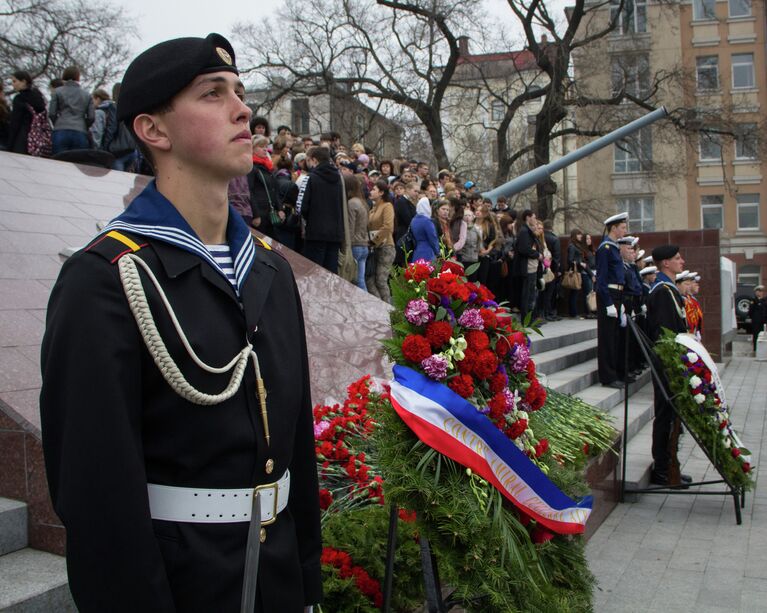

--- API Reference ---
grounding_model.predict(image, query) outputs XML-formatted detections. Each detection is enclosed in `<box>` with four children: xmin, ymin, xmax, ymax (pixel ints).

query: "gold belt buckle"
<box><xmin>253</xmin><ymin>481</ymin><xmax>280</xmax><ymax>526</ymax></box>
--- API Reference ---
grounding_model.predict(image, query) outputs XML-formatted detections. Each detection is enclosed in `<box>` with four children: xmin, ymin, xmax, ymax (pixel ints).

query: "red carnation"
<box><xmin>495</xmin><ymin>336</ymin><xmax>511</xmax><ymax>358</ymax></box>
<box><xmin>718</xmin><ymin>420</ymin><xmax>728</xmax><ymax>430</ymax></box>
<box><xmin>425</xmin><ymin>321</ymin><xmax>453</xmax><ymax>349</ymax></box>
<box><xmin>404</xmin><ymin>262</ymin><xmax>432</xmax><ymax>282</ymax></box>
<box><xmin>319</xmin><ymin>488</ymin><xmax>333</xmax><ymax>510</ymax></box>
<box><xmin>525</xmin><ymin>380</ymin><xmax>547</xmax><ymax>411</ymax></box>
<box><xmin>489</xmin><ymin>372</ymin><xmax>507</xmax><ymax>394</ymax></box>
<box><xmin>509</xmin><ymin>331</ymin><xmax>526</xmax><ymax>347</ymax></box>
<box><xmin>440</xmin><ymin>260</ymin><xmax>465</xmax><ymax>276</ymax></box>
<box><xmin>731</xmin><ymin>448</ymin><xmax>741</xmax><ymax>458</ymax></box>
<box><xmin>465</xmin><ymin>330</ymin><xmax>490</xmax><ymax>351</ymax></box>
<box><xmin>505</xmin><ymin>418</ymin><xmax>528</xmax><ymax>439</ymax></box>
<box><xmin>583</xmin><ymin>443</ymin><xmax>590</xmax><ymax>455</ymax></box>
<box><xmin>534</xmin><ymin>438</ymin><xmax>549</xmax><ymax>458</ymax></box>
<box><xmin>479</xmin><ymin>308</ymin><xmax>497</xmax><ymax>329</ymax></box>
<box><xmin>448</xmin><ymin>374</ymin><xmax>475</xmax><ymax>398</ymax></box>
<box><xmin>398</xmin><ymin>508</ymin><xmax>417</xmax><ymax>523</ymax></box>
<box><xmin>452</xmin><ymin>283</ymin><xmax>472</xmax><ymax>302</ymax></box>
<box><xmin>402</xmin><ymin>334</ymin><xmax>432</xmax><ymax>363</ymax></box>
<box><xmin>742</xmin><ymin>462</ymin><xmax>751</xmax><ymax>473</ymax></box>
<box><xmin>525</xmin><ymin>359</ymin><xmax>537</xmax><ymax>379</ymax></box>
<box><xmin>426</xmin><ymin>277</ymin><xmax>450</xmax><ymax>296</ymax></box>
<box><xmin>488</xmin><ymin>391</ymin><xmax>508</xmax><ymax>419</ymax></box>
<box><xmin>531</xmin><ymin>526</ymin><xmax>555</xmax><ymax>544</ymax></box>
<box><xmin>457</xmin><ymin>349</ymin><xmax>477</xmax><ymax>374</ymax></box>
<box><xmin>476</xmin><ymin>285</ymin><xmax>495</xmax><ymax>303</ymax></box>
<box><xmin>473</xmin><ymin>349</ymin><xmax>498</xmax><ymax>380</ymax></box>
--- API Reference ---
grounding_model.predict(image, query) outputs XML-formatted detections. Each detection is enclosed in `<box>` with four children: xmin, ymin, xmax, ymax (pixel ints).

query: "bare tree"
<box><xmin>233</xmin><ymin>0</ymin><xmax>487</xmax><ymax>171</ymax></box>
<box><xmin>0</xmin><ymin>0</ymin><xmax>136</xmax><ymax>88</ymax></box>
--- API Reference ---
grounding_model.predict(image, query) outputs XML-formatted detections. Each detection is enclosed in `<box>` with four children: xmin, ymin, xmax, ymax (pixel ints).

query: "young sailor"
<box><xmin>40</xmin><ymin>34</ymin><xmax>321</xmax><ymax>613</ymax></box>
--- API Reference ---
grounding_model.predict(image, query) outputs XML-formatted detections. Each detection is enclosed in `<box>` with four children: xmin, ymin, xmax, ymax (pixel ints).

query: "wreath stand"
<box><xmin>381</xmin><ymin>504</ymin><xmax>488</xmax><ymax>613</ymax></box>
<box><xmin>618</xmin><ymin>317</ymin><xmax>746</xmax><ymax>525</ymax></box>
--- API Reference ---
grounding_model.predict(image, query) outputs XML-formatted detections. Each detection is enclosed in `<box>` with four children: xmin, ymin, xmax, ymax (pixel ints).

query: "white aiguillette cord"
<box><xmin>117</xmin><ymin>253</ymin><xmax>271</xmax><ymax>444</ymax></box>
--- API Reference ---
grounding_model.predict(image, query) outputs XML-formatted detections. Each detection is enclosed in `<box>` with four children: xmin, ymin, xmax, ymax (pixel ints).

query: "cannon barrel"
<box><xmin>482</xmin><ymin>106</ymin><xmax>669</xmax><ymax>202</ymax></box>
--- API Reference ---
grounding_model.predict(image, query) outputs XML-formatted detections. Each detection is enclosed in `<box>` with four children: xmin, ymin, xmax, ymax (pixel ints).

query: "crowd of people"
<box><xmin>0</xmin><ymin>67</ymin><xmax>137</xmax><ymax>169</ymax></box>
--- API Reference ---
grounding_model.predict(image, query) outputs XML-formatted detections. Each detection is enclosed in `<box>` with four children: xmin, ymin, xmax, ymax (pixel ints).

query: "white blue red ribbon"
<box><xmin>388</xmin><ymin>365</ymin><xmax>592</xmax><ymax>535</ymax></box>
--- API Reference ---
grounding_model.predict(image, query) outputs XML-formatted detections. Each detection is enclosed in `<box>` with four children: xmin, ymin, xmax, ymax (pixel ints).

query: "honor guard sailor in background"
<box><xmin>40</xmin><ymin>34</ymin><xmax>321</xmax><ymax>613</ymax></box>
<box><xmin>596</xmin><ymin>212</ymin><xmax>629</xmax><ymax>388</ymax></box>
<box><xmin>646</xmin><ymin>245</ymin><xmax>692</xmax><ymax>487</ymax></box>
<box><xmin>749</xmin><ymin>284</ymin><xmax>767</xmax><ymax>352</ymax></box>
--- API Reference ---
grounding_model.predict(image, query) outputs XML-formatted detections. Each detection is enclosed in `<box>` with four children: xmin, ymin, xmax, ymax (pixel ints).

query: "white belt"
<box><xmin>147</xmin><ymin>470</ymin><xmax>290</xmax><ymax>525</ymax></box>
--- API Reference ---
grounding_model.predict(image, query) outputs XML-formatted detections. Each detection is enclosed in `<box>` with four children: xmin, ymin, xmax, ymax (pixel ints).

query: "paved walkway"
<box><xmin>586</xmin><ymin>355</ymin><xmax>767</xmax><ymax>612</ymax></box>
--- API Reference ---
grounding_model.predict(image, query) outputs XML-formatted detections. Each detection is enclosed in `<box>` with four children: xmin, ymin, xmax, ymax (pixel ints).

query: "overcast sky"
<box><xmin>127</xmin><ymin>0</ymin><xmax>567</xmax><ymax>54</ymax></box>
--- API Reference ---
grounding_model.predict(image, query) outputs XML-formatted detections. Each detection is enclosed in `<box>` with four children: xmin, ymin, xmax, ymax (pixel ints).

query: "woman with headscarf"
<box><xmin>411</xmin><ymin>196</ymin><xmax>441</xmax><ymax>263</ymax></box>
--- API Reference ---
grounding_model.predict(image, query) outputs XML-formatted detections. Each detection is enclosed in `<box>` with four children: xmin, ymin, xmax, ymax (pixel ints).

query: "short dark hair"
<box><xmin>12</xmin><ymin>70</ymin><xmax>33</xmax><ymax>87</ymax></box>
<box><xmin>543</xmin><ymin>219</ymin><xmax>554</xmax><ymax>231</ymax></box>
<box><xmin>320</xmin><ymin>132</ymin><xmax>334</xmax><ymax>142</ymax></box>
<box><xmin>522</xmin><ymin>209</ymin><xmax>535</xmax><ymax>222</ymax></box>
<box><xmin>62</xmin><ymin>66</ymin><xmax>81</xmax><ymax>81</ymax></box>
<box><xmin>49</xmin><ymin>78</ymin><xmax>64</xmax><ymax>90</ymax></box>
<box><xmin>307</xmin><ymin>146</ymin><xmax>330</xmax><ymax>165</ymax></box>
<box><xmin>276</xmin><ymin>124</ymin><xmax>292</xmax><ymax>135</ymax></box>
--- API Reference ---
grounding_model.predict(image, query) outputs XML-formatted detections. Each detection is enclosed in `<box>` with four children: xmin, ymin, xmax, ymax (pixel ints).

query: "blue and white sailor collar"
<box><xmin>104</xmin><ymin>180</ymin><xmax>255</xmax><ymax>294</ymax></box>
<box><xmin>649</xmin><ymin>271</ymin><xmax>680</xmax><ymax>295</ymax></box>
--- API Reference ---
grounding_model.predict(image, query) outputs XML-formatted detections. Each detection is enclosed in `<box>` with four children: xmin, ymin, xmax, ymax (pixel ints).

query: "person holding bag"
<box><xmin>247</xmin><ymin>134</ymin><xmax>283</xmax><ymax>239</ymax></box>
<box><xmin>367</xmin><ymin>179</ymin><xmax>396</xmax><ymax>303</ymax></box>
<box><xmin>566</xmin><ymin>229</ymin><xmax>596</xmax><ymax>319</ymax></box>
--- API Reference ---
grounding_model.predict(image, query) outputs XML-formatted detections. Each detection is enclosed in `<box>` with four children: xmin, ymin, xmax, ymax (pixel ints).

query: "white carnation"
<box><xmin>687</xmin><ymin>352</ymin><xmax>699</xmax><ymax>363</ymax></box>
<box><xmin>694</xmin><ymin>393</ymin><xmax>706</xmax><ymax>404</ymax></box>
<box><xmin>723</xmin><ymin>437</ymin><xmax>731</xmax><ymax>448</ymax></box>
<box><xmin>689</xmin><ymin>376</ymin><xmax>702</xmax><ymax>388</ymax></box>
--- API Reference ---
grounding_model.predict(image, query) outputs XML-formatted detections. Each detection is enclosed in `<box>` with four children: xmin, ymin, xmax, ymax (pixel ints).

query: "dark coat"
<box><xmin>394</xmin><ymin>196</ymin><xmax>416</xmax><ymax>245</ymax></box>
<box><xmin>40</xmin><ymin>233</ymin><xmax>322</xmax><ymax>613</ymax></box>
<box><xmin>297</xmin><ymin>162</ymin><xmax>344</xmax><ymax>243</ymax></box>
<box><xmin>646</xmin><ymin>275</ymin><xmax>688</xmax><ymax>342</ymax></box>
<box><xmin>247</xmin><ymin>162</ymin><xmax>282</xmax><ymax>238</ymax></box>
<box><xmin>750</xmin><ymin>296</ymin><xmax>767</xmax><ymax>335</ymax></box>
<box><xmin>544</xmin><ymin>230</ymin><xmax>561</xmax><ymax>274</ymax></box>
<box><xmin>8</xmin><ymin>87</ymin><xmax>46</xmax><ymax>154</ymax></box>
<box><xmin>511</xmin><ymin>224</ymin><xmax>539</xmax><ymax>277</ymax></box>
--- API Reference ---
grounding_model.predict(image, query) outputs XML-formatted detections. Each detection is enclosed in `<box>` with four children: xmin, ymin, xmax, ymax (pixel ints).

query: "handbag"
<box><xmin>562</xmin><ymin>265</ymin><xmax>582</xmax><ymax>291</ymax></box>
<box><xmin>586</xmin><ymin>290</ymin><xmax>597</xmax><ymax>313</ymax></box>
<box><xmin>26</xmin><ymin>104</ymin><xmax>52</xmax><ymax>158</ymax></box>
<box><xmin>543</xmin><ymin>267</ymin><xmax>555</xmax><ymax>284</ymax></box>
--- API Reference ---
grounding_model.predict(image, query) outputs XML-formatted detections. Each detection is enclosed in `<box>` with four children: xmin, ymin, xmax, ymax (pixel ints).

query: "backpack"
<box><xmin>108</xmin><ymin>122</ymin><xmax>136</xmax><ymax>156</ymax></box>
<box><xmin>26</xmin><ymin>104</ymin><xmax>52</xmax><ymax>157</ymax></box>
<box><xmin>100</xmin><ymin>102</ymin><xmax>119</xmax><ymax>152</ymax></box>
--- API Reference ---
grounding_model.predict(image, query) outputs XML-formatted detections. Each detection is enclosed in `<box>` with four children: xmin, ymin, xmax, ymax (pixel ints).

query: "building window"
<box><xmin>735</xmin><ymin>123</ymin><xmax>759</xmax><ymax>160</ymax></box>
<box><xmin>737</xmin><ymin>264</ymin><xmax>761</xmax><ymax>286</ymax></box>
<box><xmin>696</xmin><ymin>56</ymin><xmax>719</xmax><ymax>91</ymax></box>
<box><xmin>737</xmin><ymin>194</ymin><xmax>760</xmax><ymax>230</ymax></box>
<box><xmin>732</xmin><ymin>53</ymin><xmax>755</xmax><ymax>89</ymax></box>
<box><xmin>611</xmin><ymin>54</ymin><xmax>650</xmax><ymax>98</ymax></box>
<box><xmin>693</xmin><ymin>0</ymin><xmax>716</xmax><ymax>20</ymax></box>
<box><xmin>610</xmin><ymin>0</ymin><xmax>647</xmax><ymax>34</ymax></box>
<box><xmin>618</xmin><ymin>196</ymin><xmax>655</xmax><ymax>231</ymax></box>
<box><xmin>729</xmin><ymin>0</ymin><xmax>751</xmax><ymax>17</ymax></box>
<box><xmin>614</xmin><ymin>127</ymin><xmax>652</xmax><ymax>172</ymax></box>
<box><xmin>701</xmin><ymin>195</ymin><xmax>724</xmax><ymax>229</ymax></box>
<box><xmin>290</xmin><ymin>98</ymin><xmax>310</xmax><ymax>136</ymax></box>
<box><xmin>491</xmin><ymin>100</ymin><xmax>505</xmax><ymax>122</ymax></box>
<box><xmin>699</xmin><ymin>132</ymin><xmax>722</xmax><ymax>161</ymax></box>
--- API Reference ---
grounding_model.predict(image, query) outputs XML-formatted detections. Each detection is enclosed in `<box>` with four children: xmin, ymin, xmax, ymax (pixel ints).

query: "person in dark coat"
<box><xmin>8</xmin><ymin>70</ymin><xmax>47</xmax><ymax>154</ymax></box>
<box><xmin>393</xmin><ymin>180</ymin><xmax>418</xmax><ymax>266</ymax></box>
<box><xmin>39</xmin><ymin>34</ymin><xmax>321</xmax><ymax>613</ymax></box>
<box><xmin>296</xmin><ymin>145</ymin><xmax>344</xmax><ymax>273</ymax></box>
<box><xmin>247</xmin><ymin>134</ymin><xmax>283</xmax><ymax>239</ymax></box>
<box><xmin>511</xmin><ymin>209</ymin><xmax>541</xmax><ymax>320</ymax></box>
<box><xmin>541</xmin><ymin>219</ymin><xmax>561</xmax><ymax>321</ymax></box>
<box><xmin>749</xmin><ymin>284</ymin><xmax>767</xmax><ymax>351</ymax></box>
<box><xmin>646</xmin><ymin>244</ymin><xmax>690</xmax><ymax>487</ymax></box>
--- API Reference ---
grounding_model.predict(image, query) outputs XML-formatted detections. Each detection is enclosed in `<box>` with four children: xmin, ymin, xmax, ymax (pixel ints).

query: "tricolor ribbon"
<box><xmin>388</xmin><ymin>366</ymin><xmax>592</xmax><ymax>535</ymax></box>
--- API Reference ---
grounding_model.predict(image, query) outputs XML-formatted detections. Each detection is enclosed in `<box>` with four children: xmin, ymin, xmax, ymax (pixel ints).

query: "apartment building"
<box><xmin>572</xmin><ymin>0</ymin><xmax>767</xmax><ymax>285</ymax></box>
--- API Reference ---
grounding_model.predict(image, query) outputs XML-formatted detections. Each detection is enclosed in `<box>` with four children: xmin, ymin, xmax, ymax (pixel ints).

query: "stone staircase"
<box><xmin>0</xmin><ymin>497</ymin><xmax>74</xmax><ymax>612</ymax></box>
<box><xmin>529</xmin><ymin>318</ymin><xmax>657</xmax><ymax>492</ymax></box>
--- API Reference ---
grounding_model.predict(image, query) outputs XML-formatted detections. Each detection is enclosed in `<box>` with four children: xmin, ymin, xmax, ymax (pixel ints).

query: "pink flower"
<box><xmin>509</xmin><ymin>344</ymin><xmax>530</xmax><ymax>373</ymax></box>
<box><xmin>404</xmin><ymin>299</ymin><xmax>434</xmax><ymax>326</ymax></box>
<box><xmin>421</xmin><ymin>354</ymin><xmax>449</xmax><ymax>380</ymax></box>
<box><xmin>457</xmin><ymin>308</ymin><xmax>484</xmax><ymax>330</ymax></box>
<box><xmin>313</xmin><ymin>420</ymin><xmax>331</xmax><ymax>439</ymax></box>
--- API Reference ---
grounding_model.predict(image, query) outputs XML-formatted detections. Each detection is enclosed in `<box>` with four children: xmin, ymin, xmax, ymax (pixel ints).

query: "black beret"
<box><xmin>117</xmin><ymin>33</ymin><xmax>238</xmax><ymax>123</ymax></box>
<box><xmin>651</xmin><ymin>244</ymin><xmax>679</xmax><ymax>262</ymax></box>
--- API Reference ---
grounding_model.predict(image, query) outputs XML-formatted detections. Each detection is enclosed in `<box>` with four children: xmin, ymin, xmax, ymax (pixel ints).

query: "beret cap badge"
<box><xmin>216</xmin><ymin>47</ymin><xmax>233</xmax><ymax>65</ymax></box>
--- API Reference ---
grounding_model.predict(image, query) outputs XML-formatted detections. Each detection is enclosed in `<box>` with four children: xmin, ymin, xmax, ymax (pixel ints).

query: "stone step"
<box><xmin>542</xmin><ymin>357</ymin><xmax>599</xmax><ymax>396</ymax></box>
<box><xmin>605</xmin><ymin>382</ymin><xmax>655</xmax><ymax>442</ymax></box>
<box><xmin>572</xmin><ymin>369</ymin><xmax>652</xmax><ymax>412</ymax></box>
<box><xmin>0</xmin><ymin>548</ymin><xmax>75</xmax><ymax>612</ymax></box>
<box><xmin>0</xmin><ymin>497</ymin><xmax>27</xmax><ymax>557</ymax></box>
<box><xmin>534</xmin><ymin>338</ymin><xmax>598</xmax><ymax>376</ymax></box>
<box><xmin>528</xmin><ymin>319</ymin><xmax>597</xmax><ymax>355</ymax></box>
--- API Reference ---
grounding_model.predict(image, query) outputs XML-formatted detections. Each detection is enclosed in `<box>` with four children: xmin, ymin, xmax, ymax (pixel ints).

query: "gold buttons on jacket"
<box><xmin>259</xmin><ymin>528</ymin><xmax>267</xmax><ymax>543</ymax></box>
<box><xmin>265</xmin><ymin>459</ymin><xmax>274</xmax><ymax>475</ymax></box>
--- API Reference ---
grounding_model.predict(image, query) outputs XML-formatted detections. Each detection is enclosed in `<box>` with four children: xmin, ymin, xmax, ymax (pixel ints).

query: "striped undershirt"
<box><xmin>205</xmin><ymin>244</ymin><xmax>238</xmax><ymax>290</ymax></box>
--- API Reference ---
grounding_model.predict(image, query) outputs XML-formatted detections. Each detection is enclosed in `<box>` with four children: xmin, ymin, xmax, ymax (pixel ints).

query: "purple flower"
<box><xmin>478</xmin><ymin>405</ymin><xmax>491</xmax><ymax>415</ymax></box>
<box><xmin>468</xmin><ymin>292</ymin><xmax>478</xmax><ymax>302</ymax></box>
<box><xmin>405</xmin><ymin>299</ymin><xmax>434</xmax><ymax>326</ymax></box>
<box><xmin>502</xmin><ymin>388</ymin><xmax>517</xmax><ymax>413</ymax></box>
<box><xmin>440</xmin><ymin>296</ymin><xmax>451</xmax><ymax>308</ymax></box>
<box><xmin>421</xmin><ymin>354</ymin><xmax>449</xmax><ymax>380</ymax></box>
<box><xmin>458</xmin><ymin>308</ymin><xmax>484</xmax><ymax>330</ymax></box>
<box><xmin>509</xmin><ymin>344</ymin><xmax>530</xmax><ymax>373</ymax></box>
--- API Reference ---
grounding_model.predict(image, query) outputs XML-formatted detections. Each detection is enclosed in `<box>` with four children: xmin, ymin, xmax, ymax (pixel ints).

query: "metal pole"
<box><xmin>482</xmin><ymin>107</ymin><xmax>668</xmax><ymax>202</ymax></box>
